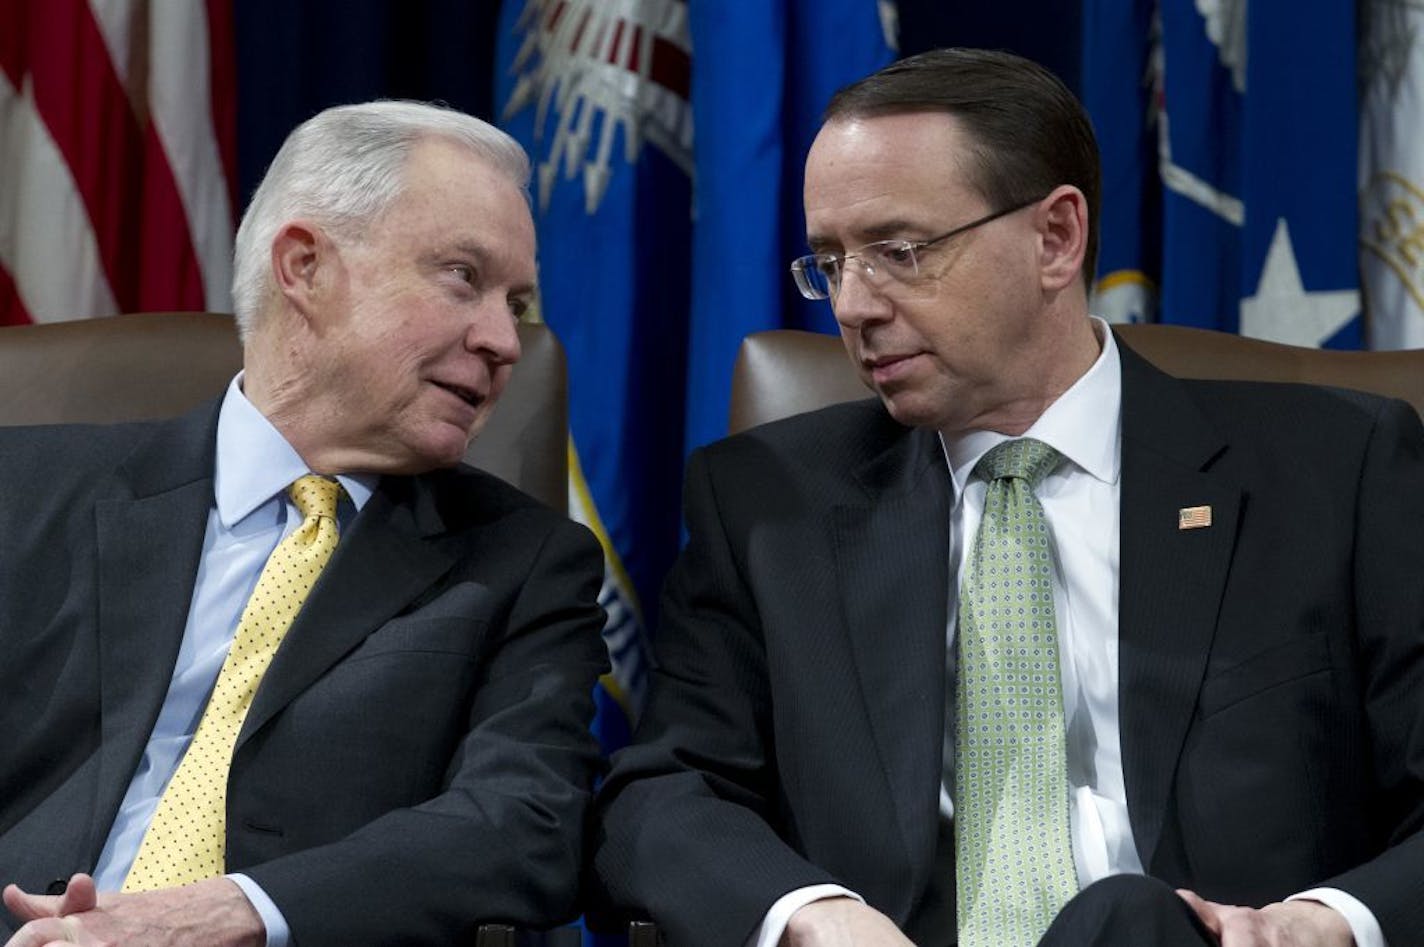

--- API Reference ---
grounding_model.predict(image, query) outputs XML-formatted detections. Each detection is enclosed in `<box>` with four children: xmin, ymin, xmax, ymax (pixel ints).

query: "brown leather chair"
<box><xmin>729</xmin><ymin>324</ymin><xmax>1424</xmax><ymax>434</ymax></box>
<box><xmin>0</xmin><ymin>311</ymin><xmax>569</xmax><ymax>512</ymax></box>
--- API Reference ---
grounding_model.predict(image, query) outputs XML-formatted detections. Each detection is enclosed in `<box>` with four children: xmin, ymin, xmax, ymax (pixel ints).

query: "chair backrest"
<box><xmin>728</xmin><ymin>324</ymin><xmax>1424</xmax><ymax>435</ymax></box>
<box><xmin>0</xmin><ymin>312</ymin><xmax>569</xmax><ymax>512</ymax></box>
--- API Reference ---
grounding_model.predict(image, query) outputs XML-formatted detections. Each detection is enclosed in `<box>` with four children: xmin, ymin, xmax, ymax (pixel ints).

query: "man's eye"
<box><xmin>508</xmin><ymin>296</ymin><xmax>531</xmax><ymax>320</ymax></box>
<box><xmin>875</xmin><ymin>243</ymin><xmax>917</xmax><ymax>268</ymax></box>
<box><xmin>813</xmin><ymin>255</ymin><xmax>841</xmax><ymax>278</ymax></box>
<box><xmin>448</xmin><ymin>264</ymin><xmax>476</xmax><ymax>284</ymax></box>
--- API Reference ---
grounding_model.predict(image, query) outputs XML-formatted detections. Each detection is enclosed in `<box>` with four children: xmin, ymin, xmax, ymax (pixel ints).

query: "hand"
<box><xmin>3</xmin><ymin>875</ymin><xmax>263</xmax><ymax>947</ymax></box>
<box><xmin>782</xmin><ymin>897</ymin><xmax>915</xmax><ymax>947</ymax></box>
<box><xmin>1177</xmin><ymin>889</ymin><xmax>1355</xmax><ymax>947</ymax></box>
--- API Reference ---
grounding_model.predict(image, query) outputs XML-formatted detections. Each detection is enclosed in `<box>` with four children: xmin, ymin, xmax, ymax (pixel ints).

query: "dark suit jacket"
<box><xmin>0</xmin><ymin>400</ymin><xmax>610</xmax><ymax>945</ymax></box>
<box><xmin>592</xmin><ymin>341</ymin><xmax>1424</xmax><ymax>946</ymax></box>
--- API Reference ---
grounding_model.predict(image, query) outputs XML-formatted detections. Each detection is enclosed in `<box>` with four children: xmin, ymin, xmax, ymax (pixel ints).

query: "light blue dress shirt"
<box><xmin>91</xmin><ymin>375</ymin><xmax>374</xmax><ymax>946</ymax></box>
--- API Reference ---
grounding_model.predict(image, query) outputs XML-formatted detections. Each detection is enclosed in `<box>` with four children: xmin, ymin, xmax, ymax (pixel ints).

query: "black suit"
<box><xmin>0</xmin><ymin>401</ymin><xmax>609</xmax><ymax>945</ymax></box>
<box><xmin>592</xmin><ymin>341</ymin><xmax>1424</xmax><ymax>946</ymax></box>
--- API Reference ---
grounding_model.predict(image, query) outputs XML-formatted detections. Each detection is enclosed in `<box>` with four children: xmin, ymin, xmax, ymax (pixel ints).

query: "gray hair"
<box><xmin>230</xmin><ymin>100</ymin><xmax>531</xmax><ymax>337</ymax></box>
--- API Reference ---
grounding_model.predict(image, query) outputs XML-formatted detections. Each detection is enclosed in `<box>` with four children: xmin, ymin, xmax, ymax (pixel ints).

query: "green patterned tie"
<box><xmin>955</xmin><ymin>438</ymin><xmax>1077</xmax><ymax>946</ymax></box>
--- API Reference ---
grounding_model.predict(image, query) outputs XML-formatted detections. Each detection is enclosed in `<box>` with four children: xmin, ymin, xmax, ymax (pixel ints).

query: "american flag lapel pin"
<box><xmin>1178</xmin><ymin>505</ymin><xmax>1213</xmax><ymax>530</ymax></box>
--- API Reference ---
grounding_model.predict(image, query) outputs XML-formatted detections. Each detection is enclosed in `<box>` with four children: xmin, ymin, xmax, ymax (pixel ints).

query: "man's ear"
<box><xmin>1036</xmin><ymin>185</ymin><xmax>1088</xmax><ymax>293</ymax></box>
<box><xmin>270</xmin><ymin>221</ymin><xmax>336</xmax><ymax>319</ymax></box>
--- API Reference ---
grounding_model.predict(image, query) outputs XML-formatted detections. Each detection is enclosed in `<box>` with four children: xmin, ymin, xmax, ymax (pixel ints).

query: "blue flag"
<box><xmin>496</xmin><ymin>0</ymin><xmax>897</xmax><ymax>766</ymax></box>
<box><xmin>1084</xmin><ymin>0</ymin><xmax>1361</xmax><ymax>349</ymax></box>
<box><xmin>685</xmin><ymin>0</ymin><xmax>897</xmax><ymax>452</ymax></box>
<box><xmin>497</xmin><ymin>0</ymin><xmax>696</xmax><ymax>749</ymax></box>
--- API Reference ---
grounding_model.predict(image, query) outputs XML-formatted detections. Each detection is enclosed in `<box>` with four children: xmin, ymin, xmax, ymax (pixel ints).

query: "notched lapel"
<box><xmin>833</xmin><ymin>427</ymin><xmax>951</xmax><ymax>915</ymax></box>
<box><xmin>93</xmin><ymin>407</ymin><xmax>219</xmax><ymax>851</ymax></box>
<box><xmin>239</xmin><ymin>479</ymin><xmax>455</xmax><ymax>744</ymax></box>
<box><xmin>1116</xmin><ymin>346</ymin><xmax>1242</xmax><ymax>872</ymax></box>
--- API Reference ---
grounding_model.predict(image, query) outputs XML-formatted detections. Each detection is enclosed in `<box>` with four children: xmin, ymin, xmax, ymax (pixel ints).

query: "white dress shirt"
<box><xmin>91</xmin><ymin>375</ymin><xmax>374</xmax><ymax>947</ymax></box>
<box><xmin>753</xmin><ymin>321</ymin><xmax>1383</xmax><ymax>947</ymax></box>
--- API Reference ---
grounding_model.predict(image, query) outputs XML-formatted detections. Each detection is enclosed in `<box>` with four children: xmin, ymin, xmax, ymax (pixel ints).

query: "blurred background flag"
<box><xmin>1080</xmin><ymin>0</ymin><xmax>1159</xmax><ymax>325</ymax></box>
<box><xmin>496</xmin><ymin>0</ymin><xmax>696</xmax><ymax>748</ymax></box>
<box><xmin>1084</xmin><ymin>0</ymin><xmax>1362</xmax><ymax>349</ymax></box>
<box><xmin>0</xmin><ymin>0</ymin><xmax>236</xmax><ymax>326</ymax></box>
<box><xmin>495</xmin><ymin>0</ymin><xmax>897</xmax><ymax>751</ymax></box>
<box><xmin>683</xmin><ymin>0</ymin><xmax>897</xmax><ymax>453</ymax></box>
<box><xmin>1359</xmin><ymin>0</ymin><xmax>1424</xmax><ymax>349</ymax></box>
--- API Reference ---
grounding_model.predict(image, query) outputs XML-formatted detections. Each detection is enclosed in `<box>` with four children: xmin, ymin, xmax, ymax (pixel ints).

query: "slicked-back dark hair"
<box><xmin>825</xmin><ymin>48</ymin><xmax>1101</xmax><ymax>284</ymax></box>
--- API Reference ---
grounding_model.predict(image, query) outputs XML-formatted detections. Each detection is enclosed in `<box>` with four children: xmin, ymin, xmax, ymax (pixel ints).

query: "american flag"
<box><xmin>1178</xmin><ymin>505</ymin><xmax>1213</xmax><ymax>531</ymax></box>
<box><xmin>0</xmin><ymin>0</ymin><xmax>236</xmax><ymax>326</ymax></box>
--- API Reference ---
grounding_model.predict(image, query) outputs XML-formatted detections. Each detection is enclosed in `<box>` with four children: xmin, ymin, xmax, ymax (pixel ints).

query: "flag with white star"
<box><xmin>1084</xmin><ymin>0</ymin><xmax>1362</xmax><ymax>349</ymax></box>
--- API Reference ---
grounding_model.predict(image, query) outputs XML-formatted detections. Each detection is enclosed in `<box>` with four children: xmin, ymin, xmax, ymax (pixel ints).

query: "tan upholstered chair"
<box><xmin>0</xmin><ymin>312</ymin><xmax>570</xmax><ymax>512</ymax></box>
<box><xmin>728</xmin><ymin>324</ymin><xmax>1424</xmax><ymax>434</ymax></box>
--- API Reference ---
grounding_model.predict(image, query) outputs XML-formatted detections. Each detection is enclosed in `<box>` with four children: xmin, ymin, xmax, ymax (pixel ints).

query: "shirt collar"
<box><xmin>939</xmin><ymin>316</ymin><xmax>1122</xmax><ymax>495</ymax></box>
<box><xmin>214</xmin><ymin>373</ymin><xmax>378</xmax><ymax>529</ymax></box>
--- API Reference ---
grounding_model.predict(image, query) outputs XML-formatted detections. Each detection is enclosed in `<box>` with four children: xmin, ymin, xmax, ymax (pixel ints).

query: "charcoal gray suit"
<box><xmin>0</xmin><ymin>400</ymin><xmax>609</xmax><ymax>945</ymax></box>
<box><xmin>592</xmin><ymin>339</ymin><xmax>1424</xmax><ymax>946</ymax></box>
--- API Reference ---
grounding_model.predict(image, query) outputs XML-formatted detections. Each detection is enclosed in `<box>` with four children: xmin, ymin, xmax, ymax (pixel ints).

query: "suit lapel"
<box><xmin>1115</xmin><ymin>342</ymin><xmax>1242</xmax><ymax>871</ymax></box>
<box><xmin>833</xmin><ymin>422</ymin><xmax>952</xmax><ymax>914</ymax></box>
<box><xmin>93</xmin><ymin>405</ymin><xmax>221</xmax><ymax>848</ymax></box>
<box><xmin>239</xmin><ymin>476</ymin><xmax>455</xmax><ymax>745</ymax></box>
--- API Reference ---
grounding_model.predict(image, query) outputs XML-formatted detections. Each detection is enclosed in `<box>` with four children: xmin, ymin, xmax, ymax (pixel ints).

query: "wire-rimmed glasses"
<box><xmin>790</xmin><ymin>195</ymin><xmax>1046</xmax><ymax>301</ymax></box>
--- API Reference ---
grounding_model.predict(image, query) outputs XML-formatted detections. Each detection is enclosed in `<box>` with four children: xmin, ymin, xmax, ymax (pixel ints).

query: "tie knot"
<box><xmin>975</xmin><ymin>438</ymin><xmax>1060</xmax><ymax>488</ymax></box>
<box><xmin>289</xmin><ymin>475</ymin><xmax>342</xmax><ymax>520</ymax></box>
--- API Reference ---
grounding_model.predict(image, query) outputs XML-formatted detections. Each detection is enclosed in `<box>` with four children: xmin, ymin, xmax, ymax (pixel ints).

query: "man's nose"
<box><xmin>467</xmin><ymin>302</ymin><xmax>523</xmax><ymax>366</ymax></box>
<box><xmin>831</xmin><ymin>262</ymin><xmax>892</xmax><ymax>330</ymax></box>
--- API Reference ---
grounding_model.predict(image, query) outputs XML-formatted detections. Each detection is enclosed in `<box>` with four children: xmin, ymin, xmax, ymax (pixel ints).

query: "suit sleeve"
<box><xmin>1321</xmin><ymin>398</ymin><xmax>1424</xmax><ymax>941</ymax></box>
<box><xmin>242</xmin><ymin>514</ymin><xmax>610</xmax><ymax>946</ymax></box>
<box><xmin>591</xmin><ymin>447</ymin><xmax>840</xmax><ymax>947</ymax></box>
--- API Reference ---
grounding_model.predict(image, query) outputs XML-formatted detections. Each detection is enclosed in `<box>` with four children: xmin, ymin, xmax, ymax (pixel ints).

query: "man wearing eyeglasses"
<box><xmin>593</xmin><ymin>48</ymin><xmax>1424</xmax><ymax>947</ymax></box>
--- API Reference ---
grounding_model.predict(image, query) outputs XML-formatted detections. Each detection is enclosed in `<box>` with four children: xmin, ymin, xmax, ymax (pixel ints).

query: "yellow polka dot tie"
<box><xmin>122</xmin><ymin>475</ymin><xmax>342</xmax><ymax>891</ymax></box>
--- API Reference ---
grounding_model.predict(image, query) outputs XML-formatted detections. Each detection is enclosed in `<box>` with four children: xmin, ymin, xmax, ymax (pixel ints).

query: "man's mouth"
<box><xmin>434</xmin><ymin>381</ymin><xmax>483</xmax><ymax>408</ymax></box>
<box><xmin>863</xmin><ymin>353</ymin><xmax>920</xmax><ymax>385</ymax></box>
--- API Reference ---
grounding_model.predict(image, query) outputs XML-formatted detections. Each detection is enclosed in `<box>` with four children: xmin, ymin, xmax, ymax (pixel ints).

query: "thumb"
<box><xmin>3</xmin><ymin>874</ymin><xmax>100</xmax><ymax>922</ymax></box>
<box><xmin>3</xmin><ymin>883</ymin><xmax>61</xmax><ymax>923</ymax></box>
<box><xmin>54</xmin><ymin>875</ymin><xmax>100</xmax><ymax>916</ymax></box>
<box><xmin>1175</xmin><ymin>888</ymin><xmax>1225</xmax><ymax>936</ymax></box>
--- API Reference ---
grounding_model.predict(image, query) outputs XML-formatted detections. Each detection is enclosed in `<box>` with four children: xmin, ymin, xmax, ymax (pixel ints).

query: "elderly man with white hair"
<box><xmin>0</xmin><ymin>101</ymin><xmax>607</xmax><ymax>947</ymax></box>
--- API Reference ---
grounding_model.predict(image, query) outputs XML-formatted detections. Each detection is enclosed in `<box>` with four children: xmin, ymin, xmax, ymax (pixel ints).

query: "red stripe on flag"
<box><xmin>26</xmin><ymin>0</ymin><xmax>206</xmax><ymax>313</ymax></box>
<box><xmin>0</xmin><ymin>263</ymin><xmax>35</xmax><ymax>326</ymax></box>
<box><xmin>628</xmin><ymin>26</ymin><xmax>642</xmax><ymax>72</ymax></box>
<box><xmin>139</xmin><ymin>123</ymin><xmax>207</xmax><ymax>311</ymax></box>
<box><xmin>650</xmin><ymin>36</ymin><xmax>690</xmax><ymax>99</ymax></box>
<box><xmin>0</xmin><ymin>0</ymin><xmax>30</xmax><ymax>88</ymax></box>
<box><xmin>546</xmin><ymin>1</ymin><xmax>566</xmax><ymax>33</ymax></box>
<box><xmin>25</xmin><ymin>0</ymin><xmax>141</xmax><ymax>310</ymax></box>
<box><xmin>607</xmin><ymin>19</ymin><xmax>625</xmax><ymax>67</ymax></box>
<box><xmin>206</xmin><ymin>0</ymin><xmax>239</xmax><ymax>218</ymax></box>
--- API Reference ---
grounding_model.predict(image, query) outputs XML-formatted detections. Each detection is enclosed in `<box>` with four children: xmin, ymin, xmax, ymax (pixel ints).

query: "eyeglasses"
<box><xmin>790</xmin><ymin>195</ymin><xmax>1046</xmax><ymax>301</ymax></box>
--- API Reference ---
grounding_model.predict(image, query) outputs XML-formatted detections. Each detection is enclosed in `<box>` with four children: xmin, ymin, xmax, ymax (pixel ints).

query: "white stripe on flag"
<box><xmin>87</xmin><ymin>0</ymin><xmax>140</xmax><ymax>88</ymax></box>
<box><xmin>144</xmin><ymin>2</ymin><xmax>234</xmax><ymax>312</ymax></box>
<box><xmin>0</xmin><ymin>69</ymin><xmax>119</xmax><ymax>322</ymax></box>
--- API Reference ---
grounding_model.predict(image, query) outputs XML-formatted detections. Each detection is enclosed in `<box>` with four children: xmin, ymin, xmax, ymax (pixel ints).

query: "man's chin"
<box><xmin>386</xmin><ymin>423</ymin><xmax>478</xmax><ymax>474</ymax></box>
<box><xmin>878</xmin><ymin>391</ymin><xmax>941</xmax><ymax>430</ymax></box>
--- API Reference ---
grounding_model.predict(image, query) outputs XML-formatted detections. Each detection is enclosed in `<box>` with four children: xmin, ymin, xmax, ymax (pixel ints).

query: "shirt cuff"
<box><xmin>1287</xmin><ymin>887</ymin><xmax>1386</xmax><ymax>947</ymax></box>
<box><xmin>227</xmin><ymin>873</ymin><xmax>291</xmax><ymax>947</ymax></box>
<box><xmin>745</xmin><ymin>885</ymin><xmax>863</xmax><ymax>947</ymax></box>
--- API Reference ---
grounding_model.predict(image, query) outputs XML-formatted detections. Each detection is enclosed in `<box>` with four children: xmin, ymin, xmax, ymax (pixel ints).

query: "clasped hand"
<box><xmin>2</xmin><ymin>874</ymin><xmax>262</xmax><ymax>947</ymax></box>
<box><xmin>1177</xmin><ymin>889</ymin><xmax>1356</xmax><ymax>947</ymax></box>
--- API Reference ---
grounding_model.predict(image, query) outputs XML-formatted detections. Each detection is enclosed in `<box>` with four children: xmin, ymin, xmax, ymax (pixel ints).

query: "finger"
<box><xmin>4</xmin><ymin>917</ymin><xmax>77</xmax><ymax>947</ymax></box>
<box><xmin>1176</xmin><ymin>889</ymin><xmax>1225</xmax><ymax>935</ymax></box>
<box><xmin>53</xmin><ymin>876</ymin><xmax>97</xmax><ymax>917</ymax></box>
<box><xmin>1</xmin><ymin>885</ymin><xmax>62</xmax><ymax>924</ymax></box>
